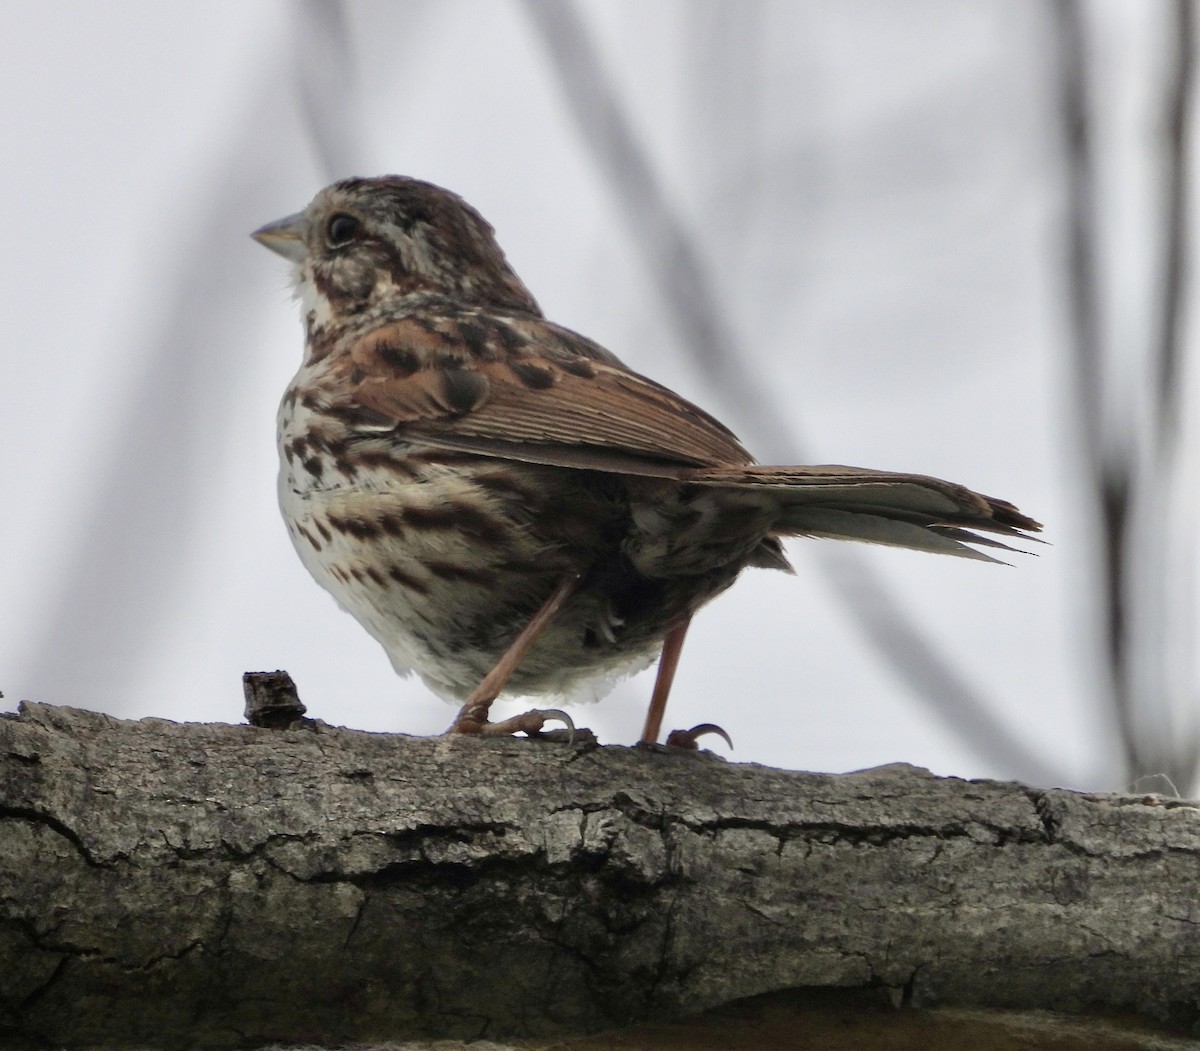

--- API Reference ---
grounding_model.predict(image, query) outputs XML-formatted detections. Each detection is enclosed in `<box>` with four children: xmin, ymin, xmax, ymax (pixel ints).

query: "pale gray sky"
<box><xmin>2</xmin><ymin>2</ymin><xmax>1192</xmax><ymax>790</ymax></box>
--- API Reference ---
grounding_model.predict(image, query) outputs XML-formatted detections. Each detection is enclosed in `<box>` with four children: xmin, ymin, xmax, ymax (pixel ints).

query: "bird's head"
<box><xmin>252</xmin><ymin>176</ymin><xmax>541</xmax><ymax>336</ymax></box>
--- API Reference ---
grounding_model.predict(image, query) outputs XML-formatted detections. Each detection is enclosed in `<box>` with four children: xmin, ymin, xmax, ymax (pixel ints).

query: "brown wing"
<box><xmin>341</xmin><ymin>314</ymin><xmax>755</xmax><ymax>477</ymax></box>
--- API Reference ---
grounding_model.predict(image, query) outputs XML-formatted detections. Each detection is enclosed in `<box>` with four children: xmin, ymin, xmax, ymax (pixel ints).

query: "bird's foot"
<box><xmin>663</xmin><ymin>722</ymin><xmax>734</xmax><ymax>751</ymax></box>
<box><xmin>447</xmin><ymin>707</ymin><xmax>576</xmax><ymax>743</ymax></box>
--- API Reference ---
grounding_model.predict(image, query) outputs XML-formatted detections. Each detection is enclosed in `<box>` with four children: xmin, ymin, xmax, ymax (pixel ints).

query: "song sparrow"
<box><xmin>252</xmin><ymin>176</ymin><xmax>1040</xmax><ymax>746</ymax></box>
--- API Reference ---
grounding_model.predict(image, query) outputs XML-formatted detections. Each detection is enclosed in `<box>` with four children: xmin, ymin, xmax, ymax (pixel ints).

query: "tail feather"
<box><xmin>682</xmin><ymin>464</ymin><xmax>1042</xmax><ymax>562</ymax></box>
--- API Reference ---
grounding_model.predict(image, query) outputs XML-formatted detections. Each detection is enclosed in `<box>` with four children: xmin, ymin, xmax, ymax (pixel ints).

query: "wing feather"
<box><xmin>342</xmin><ymin>315</ymin><xmax>756</xmax><ymax>474</ymax></box>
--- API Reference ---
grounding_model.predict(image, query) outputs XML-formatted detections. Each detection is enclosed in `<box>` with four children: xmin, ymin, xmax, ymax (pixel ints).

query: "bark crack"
<box><xmin>0</xmin><ymin>807</ymin><xmax>102</xmax><ymax>866</ymax></box>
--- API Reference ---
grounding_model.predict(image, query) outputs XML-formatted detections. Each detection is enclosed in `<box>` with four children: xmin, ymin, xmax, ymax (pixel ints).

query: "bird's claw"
<box><xmin>664</xmin><ymin>722</ymin><xmax>734</xmax><ymax>751</ymax></box>
<box><xmin>448</xmin><ymin>707</ymin><xmax>576</xmax><ymax>744</ymax></box>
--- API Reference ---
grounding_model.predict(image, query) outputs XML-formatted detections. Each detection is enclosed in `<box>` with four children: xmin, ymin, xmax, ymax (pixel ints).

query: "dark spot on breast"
<box><xmin>377</xmin><ymin>343</ymin><xmax>421</xmax><ymax>375</ymax></box>
<box><xmin>403</xmin><ymin>502</ymin><xmax>507</xmax><ymax>548</ymax></box>
<box><xmin>472</xmin><ymin>470</ymin><xmax>536</xmax><ymax>501</ymax></box>
<box><xmin>441</xmin><ymin>368</ymin><xmax>490</xmax><ymax>414</ymax></box>
<box><xmin>302</xmin><ymin>457</ymin><xmax>325</xmax><ymax>480</ymax></box>
<box><xmin>402</xmin><ymin>506</ymin><xmax>459</xmax><ymax>534</ymax></box>
<box><xmin>305</xmin><ymin>319</ymin><xmax>338</xmax><ymax>362</ymax></box>
<box><xmin>557</xmin><ymin>357</ymin><xmax>597</xmax><ymax>379</ymax></box>
<box><xmin>426</xmin><ymin>561</ymin><xmax>498</xmax><ymax>588</ymax></box>
<box><xmin>388</xmin><ymin>564</ymin><xmax>430</xmax><ymax>594</ymax></box>
<box><xmin>364</xmin><ymin>566</ymin><xmax>386</xmax><ymax>586</ymax></box>
<box><xmin>354</xmin><ymin>449</ymin><xmax>418</xmax><ymax>478</ymax></box>
<box><xmin>378</xmin><ymin>513</ymin><xmax>406</xmax><ymax>537</ymax></box>
<box><xmin>316</xmin><ymin>519</ymin><xmax>334</xmax><ymax>543</ymax></box>
<box><xmin>447</xmin><ymin>502</ymin><xmax>509</xmax><ymax>547</ymax></box>
<box><xmin>327</xmin><ymin>514</ymin><xmax>381</xmax><ymax>540</ymax></box>
<box><xmin>298</xmin><ymin>526</ymin><xmax>322</xmax><ymax>551</ymax></box>
<box><xmin>509</xmin><ymin>360</ymin><xmax>557</xmax><ymax>389</ymax></box>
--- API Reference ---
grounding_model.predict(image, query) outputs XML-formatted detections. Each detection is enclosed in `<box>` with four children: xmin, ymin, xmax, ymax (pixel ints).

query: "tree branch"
<box><xmin>2</xmin><ymin>700</ymin><xmax>1199</xmax><ymax>1047</ymax></box>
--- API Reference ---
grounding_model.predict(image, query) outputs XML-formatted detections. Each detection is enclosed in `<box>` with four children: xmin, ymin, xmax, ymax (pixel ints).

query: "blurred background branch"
<box><xmin>295</xmin><ymin>0</ymin><xmax>362</xmax><ymax>179</ymax></box>
<box><xmin>1054</xmin><ymin>0</ymin><xmax>1197</xmax><ymax>792</ymax></box>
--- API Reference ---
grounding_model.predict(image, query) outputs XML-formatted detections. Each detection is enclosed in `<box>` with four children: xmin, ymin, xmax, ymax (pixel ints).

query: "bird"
<box><xmin>252</xmin><ymin>175</ymin><xmax>1040</xmax><ymax>747</ymax></box>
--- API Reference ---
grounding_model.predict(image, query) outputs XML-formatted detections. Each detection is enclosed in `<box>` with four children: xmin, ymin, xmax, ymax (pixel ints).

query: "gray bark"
<box><xmin>2</xmin><ymin>700</ymin><xmax>1199</xmax><ymax>1048</ymax></box>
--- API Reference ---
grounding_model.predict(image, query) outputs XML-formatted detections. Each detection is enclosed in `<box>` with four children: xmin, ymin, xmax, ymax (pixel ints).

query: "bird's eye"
<box><xmin>326</xmin><ymin>213</ymin><xmax>361</xmax><ymax>246</ymax></box>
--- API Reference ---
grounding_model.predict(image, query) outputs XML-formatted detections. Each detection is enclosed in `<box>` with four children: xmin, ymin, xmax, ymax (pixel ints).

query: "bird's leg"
<box><xmin>639</xmin><ymin>618</ymin><xmax>692</xmax><ymax>745</ymax></box>
<box><xmin>448</xmin><ymin>573</ymin><xmax>581</xmax><ymax>737</ymax></box>
<box><xmin>639</xmin><ymin>617</ymin><xmax>733</xmax><ymax>750</ymax></box>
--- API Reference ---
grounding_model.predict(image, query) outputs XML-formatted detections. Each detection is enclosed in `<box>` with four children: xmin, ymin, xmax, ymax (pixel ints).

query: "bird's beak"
<box><xmin>251</xmin><ymin>212</ymin><xmax>309</xmax><ymax>262</ymax></box>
